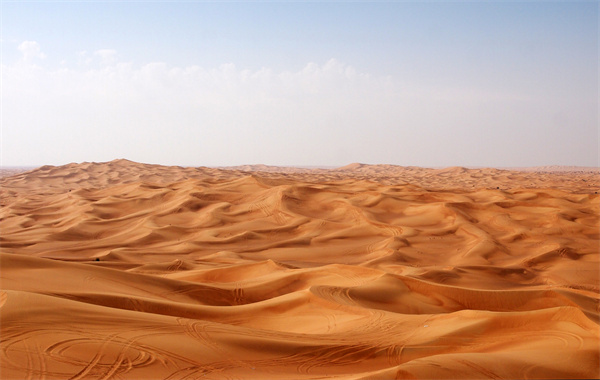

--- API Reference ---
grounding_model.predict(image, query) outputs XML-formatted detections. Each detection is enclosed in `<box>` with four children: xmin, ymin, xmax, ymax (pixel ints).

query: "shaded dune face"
<box><xmin>1</xmin><ymin>160</ymin><xmax>598</xmax><ymax>379</ymax></box>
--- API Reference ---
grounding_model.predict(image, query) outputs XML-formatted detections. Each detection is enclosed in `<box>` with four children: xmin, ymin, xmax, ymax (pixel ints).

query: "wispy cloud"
<box><xmin>2</xmin><ymin>41</ymin><xmax>595</xmax><ymax>167</ymax></box>
<box><xmin>93</xmin><ymin>49</ymin><xmax>118</xmax><ymax>65</ymax></box>
<box><xmin>2</xmin><ymin>45</ymin><xmax>397</xmax><ymax>165</ymax></box>
<box><xmin>17</xmin><ymin>41</ymin><xmax>46</xmax><ymax>62</ymax></box>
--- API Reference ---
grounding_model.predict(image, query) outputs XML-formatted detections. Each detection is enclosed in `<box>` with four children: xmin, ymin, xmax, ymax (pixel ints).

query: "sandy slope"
<box><xmin>1</xmin><ymin>159</ymin><xmax>598</xmax><ymax>379</ymax></box>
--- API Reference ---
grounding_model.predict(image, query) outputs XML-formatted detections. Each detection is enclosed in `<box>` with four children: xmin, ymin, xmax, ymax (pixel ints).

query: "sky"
<box><xmin>1</xmin><ymin>0</ymin><xmax>598</xmax><ymax>168</ymax></box>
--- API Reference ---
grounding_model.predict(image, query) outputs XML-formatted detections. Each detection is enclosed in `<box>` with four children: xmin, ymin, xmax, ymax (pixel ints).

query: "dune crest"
<box><xmin>1</xmin><ymin>160</ymin><xmax>598</xmax><ymax>379</ymax></box>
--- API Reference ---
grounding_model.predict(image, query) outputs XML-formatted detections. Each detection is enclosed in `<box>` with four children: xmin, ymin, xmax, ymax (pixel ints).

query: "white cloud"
<box><xmin>77</xmin><ymin>50</ymin><xmax>92</xmax><ymax>65</ymax></box>
<box><xmin>1</xmin><ymin>56</ymin><xmax>397</xmax><ymax>165</ymax></box>
<box><xmin>2</xmin><ymin>49</ymin><xmax>595</xmax><ymax>167</ymax></box>
<box><xmin>17</xmin><ymin>41</ymin><xmax>46</xmax><ymax>62</ymax></box>
<box><xmin>94</xmin><ymin>49</ymin><xmax>117</xmax><ymax>65</ymax></box>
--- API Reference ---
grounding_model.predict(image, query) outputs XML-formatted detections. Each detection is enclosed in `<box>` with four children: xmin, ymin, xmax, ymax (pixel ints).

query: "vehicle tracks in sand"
<box><xmin>176</xmin><ymin>317</ymin><xmax>395</xmax><ymax>377</ymax></box>
<box><xmin>176</xmin><ymin>318</ymin><xmax>252</xmax><ymax>374</ymax></box>
<box><xmin>1</xmin><ymin>322</ymin><xmax>208</xmax><ymax>380</ymax></box>
<box><xmin>233</xmin><ymin>282</ymin><xmax>245</xmax><ymax>305</ymax></box>
<box><xmin>456</xmin><ymin>359</ymin><xmax>503</xmax><ymax>380</ymax></box>
<box><xmin>44</xmin><ymin>333</ymin><xmax>157</xmax><ymax>380</ymax></box>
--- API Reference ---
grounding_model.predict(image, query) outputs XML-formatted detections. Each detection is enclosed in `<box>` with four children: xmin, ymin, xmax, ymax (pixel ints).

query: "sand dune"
<box><xmin>1</xmin><ymin>160</ymin><xmax>598</xmax><ymax>379</ymax></box>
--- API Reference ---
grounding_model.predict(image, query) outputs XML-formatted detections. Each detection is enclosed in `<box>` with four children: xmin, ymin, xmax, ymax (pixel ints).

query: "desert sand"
<box><xmin>1</xmin><ymin>159</ymin><xmax>598</xmax><ymax>379</ymax></box>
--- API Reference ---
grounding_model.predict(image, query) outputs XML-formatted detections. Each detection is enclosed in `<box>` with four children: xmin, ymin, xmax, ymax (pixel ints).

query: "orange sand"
<box><xmin>1</xmin><ymin>159</ymin><xmax>598</xmax><ymax>379</ymax></box>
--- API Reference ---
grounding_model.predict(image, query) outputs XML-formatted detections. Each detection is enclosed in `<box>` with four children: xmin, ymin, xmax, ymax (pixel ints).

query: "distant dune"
<box><xmin>504</xmin><ymin>165</ymin><xmax>600</xmax><ymax>173</ymax></box>
<box><xmin>216</xmin><ymin>162</ymin><xmax>599</xmax><ymax>193</ymax></box>
<box><xmin>1</xmin><ymin>160</ymin><xmax>598</xmax><ymax>379</ymax></box>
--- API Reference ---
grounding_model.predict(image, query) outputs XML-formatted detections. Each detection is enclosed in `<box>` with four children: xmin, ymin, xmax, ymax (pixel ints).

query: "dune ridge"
<box><xmin>1</xmin><ymin>160</ymin><xmax>598</xmax><ymax>379</ymax></box>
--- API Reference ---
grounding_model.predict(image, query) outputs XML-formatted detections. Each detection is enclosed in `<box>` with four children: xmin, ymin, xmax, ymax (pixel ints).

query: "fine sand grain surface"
<box><xmin>1</xmin><ymin>159</ymin><xmax>599</xmax><ymax>379</ymax></box>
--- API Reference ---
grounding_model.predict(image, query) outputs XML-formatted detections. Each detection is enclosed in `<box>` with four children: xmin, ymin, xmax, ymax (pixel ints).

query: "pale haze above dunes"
<box><xmin>2</xmin><ymin>1</ymin><xmax>598</xmax><ymax>168</ymax></box>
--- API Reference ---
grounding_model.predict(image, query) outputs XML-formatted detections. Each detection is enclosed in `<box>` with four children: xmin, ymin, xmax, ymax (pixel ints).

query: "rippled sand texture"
<box><xmin>1</xmin><ymin>160</ymin><xmax>599</xmax><ymax>379</ymax></box>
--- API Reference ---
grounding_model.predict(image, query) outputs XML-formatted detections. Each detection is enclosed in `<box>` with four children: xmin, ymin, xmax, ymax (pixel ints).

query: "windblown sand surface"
<box><xmin>1</xmin><ymin>159</ymin><xmax>599</xmax><ymax>379</ymax></box>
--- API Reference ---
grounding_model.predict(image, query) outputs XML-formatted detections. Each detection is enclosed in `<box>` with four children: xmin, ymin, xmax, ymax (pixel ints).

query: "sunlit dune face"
<box><xmin>1</xmin><ymin>161</ymin><xmax>598</xmax><ymax>379</ymax></box>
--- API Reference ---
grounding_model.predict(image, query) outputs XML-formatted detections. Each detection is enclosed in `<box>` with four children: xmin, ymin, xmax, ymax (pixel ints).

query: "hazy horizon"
<box><xmin>1</xmin><ymin>159</ymin><xmax>599</xmax><ymax>172</ymax></box>
<box><xmin>2</xmin><ymin>1</ymin><xmax>598</xmax><ymax>168</ymax></box>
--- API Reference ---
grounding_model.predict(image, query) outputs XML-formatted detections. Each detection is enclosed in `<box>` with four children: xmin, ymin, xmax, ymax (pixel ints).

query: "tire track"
<box><xmin>1</xmin><ymin>327</ymin><xmax>185</xmax><ymax>380</ymax></box>
<box><xmin>176</xmin><ymin>318</ymin><xmax>252</xmax><ymax>374</ymax></box>
<box><xmin>233</xmin><ymin>282</ymin><xmax>245</xmax><ymax>305</ymax></box>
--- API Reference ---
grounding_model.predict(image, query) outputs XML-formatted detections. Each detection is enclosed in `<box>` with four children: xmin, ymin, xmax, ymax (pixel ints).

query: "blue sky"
<box><xmin>2</xmin><ymin>1</ymin><xmax>598</xmax><ymax>167</ymax></box>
